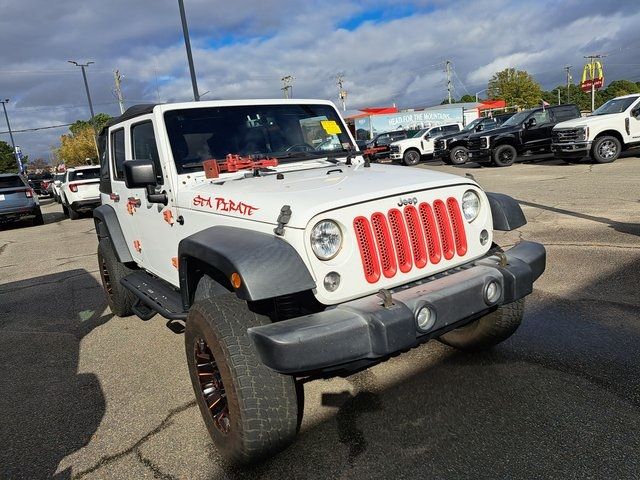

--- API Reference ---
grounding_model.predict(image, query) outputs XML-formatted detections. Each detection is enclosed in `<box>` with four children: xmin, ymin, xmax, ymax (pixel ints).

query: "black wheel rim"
<box><xmin>194</xmin><ymin>338</ymin><xmax>230</xmax><ymax>434</ymax></box>
<box><xmin>407</xmin><ymin>152</ymin><xmax>419</xmax><ymax>164</ymax></box>
<box><xmin>99</xmin><ymin>257</ymin><xmax>114</xmax><ymax>297</ymax></box>
<box><xmin>500</xmin><ymin>149</ymin><xmax>514</xmax><ymax>163</ymax></box>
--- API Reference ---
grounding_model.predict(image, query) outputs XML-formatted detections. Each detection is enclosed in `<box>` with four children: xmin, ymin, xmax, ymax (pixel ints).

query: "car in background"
<box><xmin>59</xmin><ymin>166</ymin><xmax>101</xmax><ymax>220</ymax></box>
<box><xmin>434</xmin><ymin>113</ymin><xmax>514</xmax><ymax>165</ymax></box>
<box><xmin>467</xmin><ymin>104</ymin><xmax>581</xmax><ymax>167</ymax></box>
<box><xmin>27</xmin><ymin>172</ymin><xmax>53</xmax><ymax>196</ymax></box>
<box><xmin>363</xmin><ymin>130</ymin><xmax>409</xmax><ymax>160</ymax></box>
<box><xmin>50</xmin><ymin>172</ymin><xmax>65</xmax><ymax>203</ymax></box>
<box><xmin>0</xmin><ymin>173</ymin><xmax>44</xmax><ymax>226</ymax></box>
<box><xmin>389</xmin><ymin>123</ymin><xmax>463</xmax><ymax>165</ymax></box>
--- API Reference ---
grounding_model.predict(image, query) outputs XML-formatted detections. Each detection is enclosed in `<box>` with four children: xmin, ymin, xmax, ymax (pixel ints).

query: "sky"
<box><xmin>1</xmin><ymin>0</ymin><xmax>640</xmax><ymax>161</ymax></box>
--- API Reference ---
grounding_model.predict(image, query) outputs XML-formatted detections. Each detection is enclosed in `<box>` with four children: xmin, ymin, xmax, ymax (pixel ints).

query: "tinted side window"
<box><xmin>553</xmin><ymin>107</ymin><xmax>580</xmax><ymax>123</ymax></box>
<box><xmin>110</xmin><ymin>128</ymin><xmax>125</xmax><ymax>180</ymax></box>
<box><xmin>131</xmin><ymin>121</ymin><xmax>163</xmax><ymax>184</ymax></box>
<box><xmin>376</xmin><ymin>134</ymin><xmax>390</xmax><ymax>145</ymax></box>
<box><xmin>444</xmin><ymin>125</ymin><xmax>460</xmax><ymax>133</ymax></box>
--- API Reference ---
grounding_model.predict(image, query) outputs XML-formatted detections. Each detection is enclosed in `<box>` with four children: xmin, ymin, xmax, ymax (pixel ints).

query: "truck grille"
<box><xmin>552</xmin><ymin>129</ymin><xmax>580</xmax><ymax>143</ymax></box>
<box><xmin>353</xmin><ymin>198</ymin><xmax>467</xmax><ymax>284</ymax></box>
<box><xmin>389</xmin><ymin>145</ymin><xmax>400</xmax><ymax>153</ymax></box>
<box><xmin>468</xmin><ymin>137</ymin><xmax>482</xmax><ymax>150</ymax></box>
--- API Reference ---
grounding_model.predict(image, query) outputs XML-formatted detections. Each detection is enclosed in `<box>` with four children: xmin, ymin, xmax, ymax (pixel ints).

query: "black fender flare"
<box><xmin>178</xmin><ymin>226</ymin><xmax>316</xmax><ymax>309</ymax></box>
<box><xmin>486</xmin><ymin>192</ymin><xmax>527</xmax><ymax>231</ymax></box>
<box><xmin>492</xmin><ymin>134</ymin><xmax>518</xmax><ymax>149</ymax></box>
<box><xmin>93</xmin><ymin>204</ymin><xmax>133</xmax><ymax>263</ymax></box>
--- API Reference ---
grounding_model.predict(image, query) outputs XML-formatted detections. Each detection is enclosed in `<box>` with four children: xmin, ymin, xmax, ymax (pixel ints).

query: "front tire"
<box><xmin>492</xmin><ymin>144</ymin><xmax>517</xmax><ymax>167</ymax></box>
<box><xmin>439</xmin><ymin>299</ymin><xmax>524</xmax><ymax>351</ymax></box>
<box><xmin>186</xmin><ymin>293</ymin><xmax>299</xmax><ymax>464</ymax></box>
<box><xmin>403</xmin><ymin>149</ymin><xmax>421</xmax><ymax>166</ymax></box>
<box><xmin>591</xmin><ymin>135</ymin><xmax>621</xmax><ymax>163</ymax></box>
<box><xmin>97</xmin><ymin>237</ymin><xmax>136</xmax><ymax>316</ymax></box>
<box><xmin>449</xmin><ymin>145</ymin><xmax>469</xmax><ymax>165</ymax></box>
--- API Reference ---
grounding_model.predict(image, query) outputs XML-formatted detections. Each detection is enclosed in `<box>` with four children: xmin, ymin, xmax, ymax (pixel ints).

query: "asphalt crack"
<box><xmin>71</xmin><ymin>400</ymin><xmax>196</xmax><ymax>479</ymax></box>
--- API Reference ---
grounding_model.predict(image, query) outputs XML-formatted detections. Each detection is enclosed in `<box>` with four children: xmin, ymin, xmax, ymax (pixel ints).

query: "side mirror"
<box><xmin>632</xmin><ymin>108</ymin><xmax>640</xmax><ymax>119</ymax></box>
<box><xmin>475</xmin><ymin>124</ymin><xmax>484</xmax><ymax>132</ymax></box>
<box><xmin>526</xmin><ymin>118</ymin><xmax>537</xmax><ymax>128</ymax></box>
<box><xmin>423</xmin><ymin>134</ymin><xmax>430</xmax><ymax>140</ymax></box>
<box><xmin>123</xmin><ymin>159</ymin><xmax>167</xmax><ymax>205</ymax></box>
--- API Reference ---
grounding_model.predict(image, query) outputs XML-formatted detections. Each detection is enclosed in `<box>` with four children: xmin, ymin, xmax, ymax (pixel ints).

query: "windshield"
<box><xmin>591</xmin><ymin>96</ymin><xmax>639</xmax><ymax>116</ymax></box>
<box><xmin>462</xmin><ymin>118</ymin><xmax>483</xmax><ymax>132</ymax></box>
<box><xmin>501</xmin><ymin>111</ymin><xmax>530</xmax><ymax>127</ymax></box>
<box><xmin>164</xmin><ymin>104</ymin><xmax>354</xmax><ymax>174</ymax></box>
<box><xmin>412</xmin><ymin>128</ymin><xmax>428</xmax><ymax>138</ymax></box>
<box><xmin>69</xmin><ymin>168</ymin><xmax>100</xmax><ymax>181</ymax></box>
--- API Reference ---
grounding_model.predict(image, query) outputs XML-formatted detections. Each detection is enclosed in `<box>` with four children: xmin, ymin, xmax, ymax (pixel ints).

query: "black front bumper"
<box><xmin>467</xmin><ymin>149</ymin><xmax>492</xmax><ymax>161</ymax></box>
<box><xmin>433</xmin><ymin>148</ymin><xmax>448</xmax><ymax>159</ymax></box>
<box><xmin>248</xmin><ymin>241</ymin><xmax>545</xmax><ymax>374</ymax></box>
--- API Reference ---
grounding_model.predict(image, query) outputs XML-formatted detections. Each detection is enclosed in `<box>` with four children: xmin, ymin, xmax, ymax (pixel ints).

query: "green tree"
<box><xmin>604</xmin><ymin>79</ymin><xmax>640</xmax><ymax>98</ymax></box>
<box><xmin>69</xmin><ymin>112</ymin><xmax>112</xmax><ymax>135</ymax></box>
<box><xmin>487</xmin><ymin>68</ymin><xmax>543</xmax><ymax>108</ymax></box>
<box><xmin>0</xmin><ymin>140</ymin><xmax>19</xmax><ymax>173</ymax></box>
<box><xmin>459</xmin><ymin>94</ymin><xmax>476</xmax><ymax>102</ymax></box>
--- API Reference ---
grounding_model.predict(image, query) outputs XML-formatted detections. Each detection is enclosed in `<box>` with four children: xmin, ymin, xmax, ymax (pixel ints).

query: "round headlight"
<box><xmin>462</xmin><ymin>190</ymin><xmax>480</xmax><ymax>222</ymax></box>
<box><xmin>311</xmin><ymin>220</ymin><xmax>343</xmax><ymax>260</ymax></box>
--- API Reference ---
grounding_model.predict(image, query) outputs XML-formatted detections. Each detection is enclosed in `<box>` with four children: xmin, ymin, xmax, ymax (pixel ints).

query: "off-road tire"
<box><xmin>68</xmin><ymin>204</ymin><xmax>80</xmax><ymax>220</ymax></box>
<box><xmin>492</xmin><ymin>144</ymin><xmax>517</xmax><ymax>167</ymax></box>
<box><xmin>32</xmin><ymin>207</ymin><xmax>44</xmax><ymax>226</ymax></box>
<box><xmin>97</xmin><ymin>237</ymin><xmax>135</xmax><ymax>317</ymax></box>
<box><xmin>449</xmin><ymin>145</ymin><xmax>469</xmax><ymax>165</ymax></box>
<box><xmin>185</xmin><ymin>293</ymin><xmax>298</xmax><ymax>464</ymax></box>
<box><xmin>403</xmin><ymin>149</ymin><xmax>421</xmax><ymax>166</ymax></box>
<box><xmin>591</xmin><ymin>135</ymin><xmax>621</xmax><ymax>163</ymax></box>
<box><xmin>438</xmin><ymin>299</ymin><xmax>524</xmax><ymax>351</ymax></box>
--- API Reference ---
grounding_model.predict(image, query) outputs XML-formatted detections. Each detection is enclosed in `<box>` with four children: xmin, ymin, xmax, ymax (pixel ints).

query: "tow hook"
<box><xmin>378</xmin><ymin>288</ymin><xmax>394</xmax><ymax>308</ymax></box>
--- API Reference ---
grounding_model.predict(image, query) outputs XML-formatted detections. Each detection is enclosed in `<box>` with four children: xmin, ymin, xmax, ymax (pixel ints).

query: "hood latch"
<box><xmin>274</xmin><ymin>205</ymin><xmax>292</xmax><ymax>236</ymax></box>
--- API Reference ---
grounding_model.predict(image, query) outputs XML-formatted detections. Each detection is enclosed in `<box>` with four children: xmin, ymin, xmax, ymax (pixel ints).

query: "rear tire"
<box><xmin>68</xmin><ymin>205</ymin><xmax>80</xmax><ymax>220</ymax></box>
<box><xmin>449</xmin><ymin>145</ymin><xmax>469</xmax><ymax>165</ymax></box>
<box><xmin>439</xmin><ymin>299</ymin><xmax>524</xmax><ymax>351</ymax></box>
<box><xmin>186</xmin><ymin>293</ymin><xmax>298</xmax><ymax>464</ymax></box>
<box><xmin>403</xmin><ymin>149</ymin><xmax>421</xmax><ymax>166</ymax></box>
<box><xmin>97</xmin><ymin>237</ymin><xmax>136</xmax><ymax>316</ymax></box>
<box><xmin>32</xmin><ymin>208</ymin><xmax>44</xmax><ymax>226</ymax></box>
<box><xmin>61</xmin><ymin>199</ymin><xmax>69</xmax><ymax>217</ymax></box>
<box><xmin>591</xmin><ymin>135</ymin><xmax>621</xmax><ymax>163</ymax></box>
<box><xmin>492</xmin><ymin>144</ymin><xmax>517</xmax><ymax>167</ymax></box>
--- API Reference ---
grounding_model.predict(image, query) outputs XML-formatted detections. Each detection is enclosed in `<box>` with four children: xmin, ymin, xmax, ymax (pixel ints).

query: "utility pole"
<box><xmin>557</xmin><ymin>88</ymin><xmax>561</xmax><ymax>105</ymax></box>
<box><xmin>178</xmin><ymin>0</ymin><xmax>200</xmax><ymax>101</ymax></box>
<box><xmin>583</xmin><ymin>54</ymin><xmax>605</xmax><ymax>112</ymax></box>
<box><xmin>0</xmin><ymin>99</ymin><xmax>21</xmax><ymax>172</ymax></box>
<box><xmin>114</xmin><ymin>70</ymin><xmax>125</xmax><ymax>114</ymax></box>
<box><xmin>564</xmin><ymin>65</ymin><xmax>572</xmax><ymax>104</ymax></box>
<box><xmin>336</xmin><ymin>73</ymin><xmax>347</xmax><ymax>111</ymax></box>
<box><xmin>281</xmin><ymin>75</ymin><xmax>294</xmax><ymax>99</ymax></box>
<box><xmin>445</xmin><ymin>60</ymin><xmax>453</xmax><ymax>104</ymax></box>
<box><xmin>68</xmin><ymin>61</ymin><xmax>96</xmax><ymax>121</ymax></box>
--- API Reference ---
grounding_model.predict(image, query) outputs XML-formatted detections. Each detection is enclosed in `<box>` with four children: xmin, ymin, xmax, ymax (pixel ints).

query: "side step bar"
<box><xmin>120</xmin><ymin>271</ymin><xmax>188</xmax><ymax>330</ymax></box>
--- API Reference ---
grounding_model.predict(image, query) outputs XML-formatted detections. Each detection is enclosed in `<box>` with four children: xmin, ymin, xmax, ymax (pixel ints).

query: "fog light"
<box><xmin>479</xmin><ymin>229</ymin><xmax>489</xmax><ymax>245</ymax></box>
<box><xmin>323</xmin><ymin>272</ymin><xmax>341</xmax><ymax>292</ymax></box>
<box><xmin>416</xmin><ymin>306</ymin><xmax>436</xmax><ymax>331</ymax></box>
<box><xmin>484</xmin><ymin>280</ymin><xmax>502</xmax><ymax>305</ymax></box>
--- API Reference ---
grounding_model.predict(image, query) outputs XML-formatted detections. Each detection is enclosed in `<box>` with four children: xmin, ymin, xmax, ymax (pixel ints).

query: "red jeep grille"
<box><xmin>353</xmin><ymin>198</ymin><xmax>468</xmax><ymax>283</ymax></box>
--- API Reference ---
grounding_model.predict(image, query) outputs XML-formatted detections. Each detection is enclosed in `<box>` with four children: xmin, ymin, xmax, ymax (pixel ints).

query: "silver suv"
<box><xmin>0</xmin><ymin>173</ymin><xmax>44</xmax><ymax>226</ymax></box>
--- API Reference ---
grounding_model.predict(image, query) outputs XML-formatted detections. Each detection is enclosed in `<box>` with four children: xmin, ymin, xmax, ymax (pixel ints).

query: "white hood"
<box><xmin>179</xmin><ymin>162</ymin><xmax>476</xmax><ymax>228</ymax></box>
<box><xmin>554</xmin><ymin>115</ymin><xmax>616</xmax><ymax>129</ymax></box>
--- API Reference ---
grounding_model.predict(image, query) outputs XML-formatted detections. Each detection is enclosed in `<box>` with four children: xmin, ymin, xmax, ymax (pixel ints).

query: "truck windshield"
<box><xmin>501</xmin><ymin>111</ymin><xmax>530</xmax><ymax>127</ymax></box>
<box><xmin>591</xmin><ymin>96</ymin><xmax>639</xmax><ymax>116</ymax></box>
<box><xmin>164</xmin><ymin>104</ymin><xmax>354</xmax><ymax>174</ymax></box>
<box><xmin>462</xmin><ymin>118</ymin><xmax>482</xmax><ymax>132</ymax></box>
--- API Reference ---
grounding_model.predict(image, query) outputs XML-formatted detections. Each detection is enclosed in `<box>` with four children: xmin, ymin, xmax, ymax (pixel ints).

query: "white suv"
<box><xmin>60</xmin><ymin>165</ymin><xmax>101</xmax><ymax>219</ymax></box>
<box><xmin>552</xmin><ymin>94</ymin><xmax>640</xmax><ymax>163</ymax></box>
<box><xmin>389</xmin><ymin>123</ymin><xmax>463</xmax><ymax>165</ymax></box>
<box><xmin>93</xmin><ymin>99</ymin><xmax>545</xmax><ymax>463</ymax></box>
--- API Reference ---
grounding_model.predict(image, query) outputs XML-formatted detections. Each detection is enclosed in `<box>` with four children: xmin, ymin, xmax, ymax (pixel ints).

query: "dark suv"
<box><xmin>466</xmin><ymin>104</ymin><xmax>581</xmax><ymax>167</ymax></box>
<box><xmin>364</xmin><ymin>130</ymin><xmax>409</xmax><ymax>160</ymax></box>
<box><xmin>434</xmin><ymin>113</ymin><xmax>514</xmax><ymax>165</ymax></box>
<box><xmin>0</xmin><ymin>174</ymin><xmax>44</xmax><ymax>226</ymax></box>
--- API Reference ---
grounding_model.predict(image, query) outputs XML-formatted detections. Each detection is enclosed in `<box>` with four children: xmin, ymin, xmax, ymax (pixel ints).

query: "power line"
<box><xmin>0</xmin><ymin>123</ymin><xmax>72</xmax><ymax>135</ymax></box>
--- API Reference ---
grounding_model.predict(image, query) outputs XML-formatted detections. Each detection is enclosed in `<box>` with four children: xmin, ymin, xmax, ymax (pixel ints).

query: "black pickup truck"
<box><xmin>434</xmin><ymin>113</ymin><xmax>513</xmax><ymax>165</ymax></box>
<box><xmin>466</xmin><ymin>104</ymin><xmax>581</xmax><ymax>167</ymax></box>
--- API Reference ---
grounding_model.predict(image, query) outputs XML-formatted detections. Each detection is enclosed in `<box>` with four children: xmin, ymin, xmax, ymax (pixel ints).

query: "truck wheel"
<box><xmin>438</xmin><ymin>299</ymin><xmax>524</xmax><ymax>351</ymax></box>
<box><xmin>449</xmin><ymin>146</ymin><xmax>469</xmax><ymax>165</ymax></box>
<box><xmin>492</xmin><ymin>145</ymin><xmax>517</xmax><ymax>167</ymax></box>
<box><xmin>185</xmin><ymin>293</ymin><xmax>298</xmax><ymax>464</ymax></box>
<box><xmin>403</xmin><ymin>149</ymin><xmax>421</xmax><ymax>166</ymax></box>
<box><xmin>591</xmin><ymin>136</ymin><xmax>621</xmax><ymax>163</ymax></box>
<box><xmin>97</xmin><ymin>237</ymin><xmax>136</xmax><ymax>317</ymax></box>
<box><xmin>32</xmin><ymin>207</ymin><xmax>44</xmax><ymax>226</ymax></box>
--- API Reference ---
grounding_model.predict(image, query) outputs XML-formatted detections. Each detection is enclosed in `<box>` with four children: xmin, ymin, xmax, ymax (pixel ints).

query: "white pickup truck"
<box><xmin>389</xmin><ymin>123</ymin><xmax>463</xmax><ymax>165</ymax></box>
<box><xmin>552</xmin><ymin>94</ymin><xmax>640</xmax><ymax>163</ymax></box>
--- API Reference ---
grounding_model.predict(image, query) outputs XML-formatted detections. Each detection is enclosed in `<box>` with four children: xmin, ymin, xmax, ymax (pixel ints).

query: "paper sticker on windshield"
<box><xmin>321</xmin><ymin>120</ymin><xmax>342</xmax><ymax>135</ymax></box>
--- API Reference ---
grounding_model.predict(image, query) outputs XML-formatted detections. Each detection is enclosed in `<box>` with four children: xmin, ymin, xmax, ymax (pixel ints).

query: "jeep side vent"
<box><xmin>353</xmin><ymin>199</ymin><xmax>467</xmax><ymax>283</ymax></box>
<box><xmin>353</xmin><ymin>216</ymin><xmax>381</xmax><ymax>284</ymax></box>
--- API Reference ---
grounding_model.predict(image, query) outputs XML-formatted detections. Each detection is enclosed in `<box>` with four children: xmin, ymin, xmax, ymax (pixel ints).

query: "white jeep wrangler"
<box><xmin>552</xmin><ymin>93</ymin><xmax>640</xmax><ymax>163</ymax></box>
<box><xmin>389</xmin><ymin>123</ymin><xmax>462</xmax><ymax>165</ymax></box>
<box><xmin>94</xmin><ymin>100</ymin><xmax>545</xmax><ymax>463</ymax></box>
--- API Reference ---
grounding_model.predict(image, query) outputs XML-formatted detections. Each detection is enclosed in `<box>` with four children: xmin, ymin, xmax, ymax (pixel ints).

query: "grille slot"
<box><xmin>388</xmin><ymin>208</ymin><xmax>412</xmax><ymax>273</ymax></box>
<box><xmin>418</xmin><ymin>202</ymin><xmax>442</xmax><ymax>264</ymax></box>
<box><xmin>446</xmin><ymin>197</ymin><xmax>468</xmax><ymax>256</ymax></box>
<box><xmin>371</xmin><ymin>212</ymin><xmax>397</xmax><ymax>278</ymax></box>
<box><xmin>404</xmin><ymin>205</ymin><xmax>428</xmax><ymax>268</ymax></box>
<box><xmin>353</xmin><ymin>217</ymin><xmax>381</xmax><ymax>284</ymax></box>
<box><xmin>433</xmin><ymin>200</ymin><xmax>455</xmax><ymax>260</ymax></box>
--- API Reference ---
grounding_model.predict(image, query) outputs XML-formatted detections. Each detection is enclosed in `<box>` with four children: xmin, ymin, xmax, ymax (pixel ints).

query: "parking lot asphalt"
<box><xmin>1</xmin><ymin>156</ymin><xmax>639</xmax><ymax>479</ymax></box>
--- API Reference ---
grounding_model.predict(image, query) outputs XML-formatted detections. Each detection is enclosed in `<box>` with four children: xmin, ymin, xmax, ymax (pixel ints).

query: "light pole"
<box><xmin>68</xmin><ymin>61</ymin><xmax>96</xmax><ymax>122</ymax></box>
<box><xmin>475</xmin><ymin>89</ymin><xmax>488</xmax><ymax>102</ymax></box>
<box><xmin>0</xmin><ymin>99</ymin><xmax>21</xmax><ymax>172</ymax></box>
<box><xmin>178</xmin><ymin>0</ymin><xmax>200</xmax><ymax>101</ymax></box>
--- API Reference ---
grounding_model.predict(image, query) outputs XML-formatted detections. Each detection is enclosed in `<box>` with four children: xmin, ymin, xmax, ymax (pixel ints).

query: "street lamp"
<box><xmin>475</xmin><ymin>89</ymin><xmax>488</xmax><ymax>102</ymax></box>
<box><xmin>0</xmin><ymin>99</ymin><xmax>21</xmax><ymax>172</ymax></box>
<box><xmin>68</xmin><ymin>60</ymin><xmax>96</xmax><ymax>122</ymax></box>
